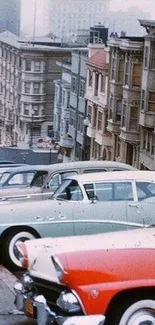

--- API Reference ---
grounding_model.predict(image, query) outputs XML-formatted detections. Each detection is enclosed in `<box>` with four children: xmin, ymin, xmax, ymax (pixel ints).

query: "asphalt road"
<box><xmin>0</xmin><ymin>266</ymin><xmax>34</xmax><ymax>325</ymax></box>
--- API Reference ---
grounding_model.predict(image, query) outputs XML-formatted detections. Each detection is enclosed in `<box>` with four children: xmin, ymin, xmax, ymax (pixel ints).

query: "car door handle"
<box><xmin>129</xmin><ymin>204</ymin><xmax>139</xmax><ymax>208</ymax></box>
<box><xmin>59</xmin><ymin>215</ymin><xmax>66</xmax><ymax>220</ymax></box>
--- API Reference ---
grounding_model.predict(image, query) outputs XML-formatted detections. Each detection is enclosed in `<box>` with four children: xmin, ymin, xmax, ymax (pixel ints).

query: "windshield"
<box><xmin>52</xmin><ymin>179</ymin><xmax>83</xmax><ymax>201</ymax></box>
<box><xmin>0</xmin><ymin>172</ymin><xmax>10</xmax><ymax>185</ymax></box>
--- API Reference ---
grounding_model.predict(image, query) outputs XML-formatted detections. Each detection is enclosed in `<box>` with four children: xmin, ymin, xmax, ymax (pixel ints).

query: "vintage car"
<box><xmin>14</xmin><ymin>227</ymin><xmax>155</xmax><ymax>325</ymax></box>
<box><xmin>0</xmin><ymin>170</ymin><xmax>155</xmax><ymax>270</ymax></box>
<box><xmin>0</xmin><ymin>160</ymin><xmax>137</xmax><ymax>201</ymax></box>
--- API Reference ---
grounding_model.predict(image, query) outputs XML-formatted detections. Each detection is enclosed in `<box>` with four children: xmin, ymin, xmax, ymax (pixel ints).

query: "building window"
<box><xmin>67</xmin><ymin>91</ymin><xmax>70</xmax><ymax>108</ymax></box>
<box><xmin>121</xmin><ymin>102</ymin><xmax>127</xmax><ymax>127</ymax></box>
<box><xmin>71</xmin><ymin>76</ymin><xmax>77</xmax><ymax>93</ymax></box>
<box><xmin>109</xmin><ymin>95</ymin><xmax>114</xmax><ymax>119</ymax></box>
<box><xmin>116</xmin><ymin>100</ymin><xmax>122</xmax><ymax>122</ymax></box>
<box><xmin>111</xmin><ymin>57</ymin><xmax>116</xmax><ymax>80</ymax></box>
<box><xmin>32</xmin><ymin>126</ymin><xmax>41</xmax><ymax>136</ymax></box>
<box><xmin>100</xmin><ymin>75</ymin><xmax>106</xmax><ymax>93</ymax></box>
<box><xmin>132</xmin><ymin>63</ymin><xmax>142</xmax><ymax>87</ymax></box>
<box><xmin>151</xmin><ymin>136</ymin><xmax>155</xmax><ymax>155</ymax></box>
<box><xmin>70</xmin><ymin>109</ymin><xmax>75</xmax><ymax>126</ymax></box>
<box><xmin>87</xmin><ymin>105</ymin><xmax>92</xmax><ymax>123</ymax></box>
<box><xmin>118</xmin><ymin>59</ymin><xmax>124</xmax><ymax>83</ymax></box>
<box><xmin>141</xmin><ymin>89</ymin><xmax>145</xmax><ymax>110</ymax></box>
<box><xmin>80</xmin><ymin>79</ymin><xmax>85</xmax><ymax>98</ymax></box>
<box><xmin>24</xmin><ymin>104</ymin><xmax>30</xmax><ymax>116</ymax></box>
<box><xmin>129</xmin><ymin>106</ymin><xmax>138</xmax><ymax>130</ymax></box>
<box><xmin>32</xmin><ymin>104</ymin><xmax>39</xmax><ymax>116</ymax></box>
<box><xmin>150</xmin><ymin>42</ymin><xmax>155</xmax><ymax>69</ymax></box>
<box><xmin>65</xmin><ymin>120</ymin><xmax>69</xmax><ymax>134</ymax></box>
<box><xmin>94</xmin><ymin>72</ymin><xmax>99</xmax><ymax>96</ymax></box>
<box><xmin>97</xmin><ymin>111</ymin><xmax>102</xmax><ymax>131</ymax></box>
<box><xmin>33</xmin><ymin>83</ymin><xmax>40</xmax><ymax>94</ymax></box>
<box><xmin>34</xmin><ymin>61</ymin><xmax>41</xmax><ymax>72</ymax></box>
<box><xmin>48</xmin><ymin>125</ymin><xmax>54</xmax><ymax>138</ymax></box>
<box><xmin>148</xmin><ymin>92</ymin><xmax>155</xmax><ymax>111</ymax></box>
<box><xmin>124</xmin><ymin>60</ymin><xmax>129</xmax><ymax>85</ymax></box>
<box><xmin>25</xmin><ymin>60</ymin><xmax>31</xmax><ymax>71</ymax></box>
<box><xmin>24</xmin><ymin>82</ymin><xmax>31</xmax><ymax>94</ymax></box>
<box><xmin>88</xmin><ymin>69</ymin><xmax>92</xmax><ymax>87</ymax></box>
<box><xmin>143</xmin><ymin>130</ymin><xmax>147</xmax><ymax>150</ymax></box>
<box><xmin>62</xmin><ymin>89</ymin><xmax>66</xmax><ymax>106</ymax></box>
<box><xmin>144</xmin><ymin>46</ymin><xmax>149</xmax><ymax>68</ymax></box>
<box><xmin>147</xmin><ymin>133</ymin><xmax>151</xmax><ymax>152</ymax></box>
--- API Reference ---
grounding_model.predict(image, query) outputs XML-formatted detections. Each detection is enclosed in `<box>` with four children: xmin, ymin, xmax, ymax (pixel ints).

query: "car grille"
<box><xmin>31</xmin><ymin>276</ymin><xmax>82</xmax><ymax>316</ymax></box>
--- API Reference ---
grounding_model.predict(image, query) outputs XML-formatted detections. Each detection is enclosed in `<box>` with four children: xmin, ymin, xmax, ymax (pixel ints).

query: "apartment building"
<box><xmin>54</xmin><ymin>50</ymin><xmax>88</xmax><ymax>162</ymax></box>
<box><xmin>107</xmin><ymin>36</ymin><xmax>144</xmax><ymax>167</ymax></box>
<box><xmin>54</xmin><ymin>61</ymin><xmax>72</xmax><ymax>161</ymax></box>
<box><xmin>84</xmin><ymin>43</ymin><xmax>111</xmax><ymax>160</ymax></box>
<box><xmin>48</xmin><ymin>0</ymin><xmax>109</xmax><ymax>39</ymax></box>
<box><xmin>138</xmin><ymin>20</ymin><xmax>155</xmax><ymax>170</ymax></box>
<box><xmin>0</xmin><ymin>32</ymin><xmax>73</xmax><ymax>147</ymax></box>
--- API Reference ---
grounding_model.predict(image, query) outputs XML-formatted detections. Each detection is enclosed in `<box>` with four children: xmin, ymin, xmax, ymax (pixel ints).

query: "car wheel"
<box><xmin>117</xmin><ymin>300</ymin><xmax>155</xmax><ymax>325</ymax></box>
<box><xmin>3</xmin><ymin>229</ymin><xmax>36</xmax><ymax>270</ymax></box>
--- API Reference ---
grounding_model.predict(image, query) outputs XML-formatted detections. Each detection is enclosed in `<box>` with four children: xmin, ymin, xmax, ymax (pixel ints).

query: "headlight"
<box><xmin>21</xmin><ymin>273</ymin><xmax>34</xmax><ymax>291</ymax></box>
<box><xmin>52</xmin><ymin>256</ymin><xmax>67</xmax><ymax>282</ymax></box>
<box><xmin>56</xmin><ymin>291</ymin><xmax>82</xmax><ymax>314</ymax></box>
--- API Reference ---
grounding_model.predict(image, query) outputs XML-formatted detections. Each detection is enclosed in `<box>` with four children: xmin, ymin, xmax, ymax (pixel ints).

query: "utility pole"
<box><xmin>32</xmin><ymin>0</ymin><xmax>37</xmax><ymax>46</ymax></box>
<box><xmin>72</xmin><ymin>52</ymin><xmax>81</xmax><ymax>160</ymax></box>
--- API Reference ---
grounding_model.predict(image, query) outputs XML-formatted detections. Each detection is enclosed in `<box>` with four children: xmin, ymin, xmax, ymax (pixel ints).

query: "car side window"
<box><xmin>8</xmin><ymin>172</ymin><xmax>35</xmax><ymax>185</ymax></box>
<box><xmin>114</xmin><ymin>182</ymin><xmax>133</xmax><ymax>201</ymax></box>
<box><xmin>136</xmin><ymin>182</ymin><xmax>155</xmax><ymax>201</ymax></box>
<box><xmin>83</xmin><ymin>168</ymin><xmax>107</xmax><ymax>173</ymax></box>
<box><xmin>84</xmin><ymin>182</ymin><xmax>133</xmax><ymax>201</ymax></box>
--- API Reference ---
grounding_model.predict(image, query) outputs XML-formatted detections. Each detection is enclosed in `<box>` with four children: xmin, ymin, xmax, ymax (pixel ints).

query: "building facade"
<box><xmin>0</xmin><ymin>0</ymin><xmax>21</xmax><ymax>35</ymax></box>
<box><xmin>54</xmin><ymin>61</ymin><xmax>72</xmax><ymax>161</ymax></box>
<box><xmin>139</xmin><ymin>20</ymin><xmax>155</xmax><ymax>170</ymax></box>
<box><xmin>48</xmin><ymin>0</ymin><xmax>109</xmax><ymax>40</ymax></box>
<box><xmin>0</xmin><ymin>32</ymin><xmax>72</xmax><ymax>147</ymax></box>
<box><xmin>107</xmin><ymin>36</ymin><xmax>144</xmax><ymax>168</ymax></box>
<box><xmin>84</xmin><ymin>43</ymin><xmax>111</xmax><ymax>160</ymax></box>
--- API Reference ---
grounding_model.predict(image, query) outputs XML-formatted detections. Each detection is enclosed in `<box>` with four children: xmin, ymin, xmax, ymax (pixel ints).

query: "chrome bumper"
<box><xmin>14</xmin><ymin>282</ymin><xmax>105</xmax><ymax>325</ymax></box>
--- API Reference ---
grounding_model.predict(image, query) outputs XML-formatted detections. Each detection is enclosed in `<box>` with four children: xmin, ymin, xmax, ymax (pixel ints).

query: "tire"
<box><xmin>109</xmin><ymin>299</ymin><xmax>155</xmax><ymax>325</ymax></box>
<box><xmin>2</xmin><ymin>229</ymin><xmax>36</xmax><ymax>270</ymax></box>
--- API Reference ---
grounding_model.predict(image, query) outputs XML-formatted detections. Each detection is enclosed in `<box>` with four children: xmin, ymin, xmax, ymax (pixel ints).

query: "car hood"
<box><xmin>28</xmin><ymin>227</ymin><xmax>155</xmax><ymax>281</ymax></box>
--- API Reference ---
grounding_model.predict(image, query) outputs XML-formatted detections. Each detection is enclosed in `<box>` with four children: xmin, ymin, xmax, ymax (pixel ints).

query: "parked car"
<box><xmin>14</xmin><ymin>227</ymin><xmax>155</xmax><ymax>325</ymax></box>
<box><xmin>0</xmin><ymin>161</ymin><xmax>137</xmax><ymax>201</ymax></box>
<box><xmin>0</xmin><ymin>170</ymin><xmax>155</xmax><ymax>270</ymax></box>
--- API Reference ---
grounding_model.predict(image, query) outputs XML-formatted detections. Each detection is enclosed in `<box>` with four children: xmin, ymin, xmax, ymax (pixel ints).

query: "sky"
<box><xmin>21</xmin><ymin>0</ymin><xmax>155</xmax><ymax>36</ymax></box>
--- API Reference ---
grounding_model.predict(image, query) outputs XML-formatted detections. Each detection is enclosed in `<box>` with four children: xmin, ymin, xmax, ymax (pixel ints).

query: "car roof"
<box><xmin>65</xmin><ymin>170</ymin><xmax>155</xmax><ymax>183</ymax></box>
<box><xmin>1</xmin><ymin>164</ymin><xmax>49</xmax><ymax>173</ymax></box>
<box><xmin>0</xmin><ymin>161</ymin><xmax>137</xmax><ymax>174</ymax></box>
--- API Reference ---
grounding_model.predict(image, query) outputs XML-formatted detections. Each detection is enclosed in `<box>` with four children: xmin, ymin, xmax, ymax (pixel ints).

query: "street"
<box><xmin>0</xmin><ymin>265</ymin><xmax>34</xmax><ymax>325</ymax></box>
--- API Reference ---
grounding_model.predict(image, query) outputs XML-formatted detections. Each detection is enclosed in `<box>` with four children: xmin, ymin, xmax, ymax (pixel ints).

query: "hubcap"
<box><xmin>127</xmin><ymin>309</ymin><xmax>155</xmax><ymax>325</ymax></box>
<box><xmin>14</xmin><ymin>238</ymin><xmax>28</xmax><ymax>259</ymax></box>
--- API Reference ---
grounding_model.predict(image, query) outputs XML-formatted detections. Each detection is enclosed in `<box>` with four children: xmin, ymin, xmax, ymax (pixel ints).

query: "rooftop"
<box><xmin>0</xmin><ymin>31</ymin><xmax>88</xmax><ymax>52</ymax></box>
<box><xmin>86</xmin><ymin>50</ymin><xmax>108</xmax><ymax>69</ymax></box>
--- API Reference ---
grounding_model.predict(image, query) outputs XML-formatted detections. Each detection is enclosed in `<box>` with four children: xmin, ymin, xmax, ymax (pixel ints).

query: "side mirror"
<box><xmin>91</xmin><ymin>195</ymin><xmax>98</xmax><ymax>204</ymax></box>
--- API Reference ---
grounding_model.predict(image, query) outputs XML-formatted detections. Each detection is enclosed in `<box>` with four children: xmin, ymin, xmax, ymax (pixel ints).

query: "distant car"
<box><xmin>0</xmin><ymin>160</ymin><xmax>137</xmax><ymax>201</ymax></box>
<box><xmin>1</xmin><ymin>170</ymin><xmax>155</xmax><ymax>270</ymax></box>
<box><xmin>14</xmin><ymin>227</ymin><xmax>155</xmax><ymax>325</ymax></box>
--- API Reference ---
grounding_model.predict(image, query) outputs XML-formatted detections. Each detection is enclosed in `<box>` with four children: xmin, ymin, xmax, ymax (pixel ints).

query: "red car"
<box><xmin>14</xmin><ymin>227</ymin><xmax>155</xmax><ymax>325</ymax></box>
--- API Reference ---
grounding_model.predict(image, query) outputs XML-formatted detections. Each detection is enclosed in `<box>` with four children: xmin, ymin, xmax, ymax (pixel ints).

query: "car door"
<box><xmin>73</xmin><ymin>181</ymin><xmax>134</xmax><ymax>236</ymax></box>
<box><xmin>32</xmin><ymin>198</ymin><xmax>75</xmax><ymax>238</ymax></box>
<box><xmin>131</xmin><ymin>181</ymin><xmax>155</xmax><ymax>226</ymax></box>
